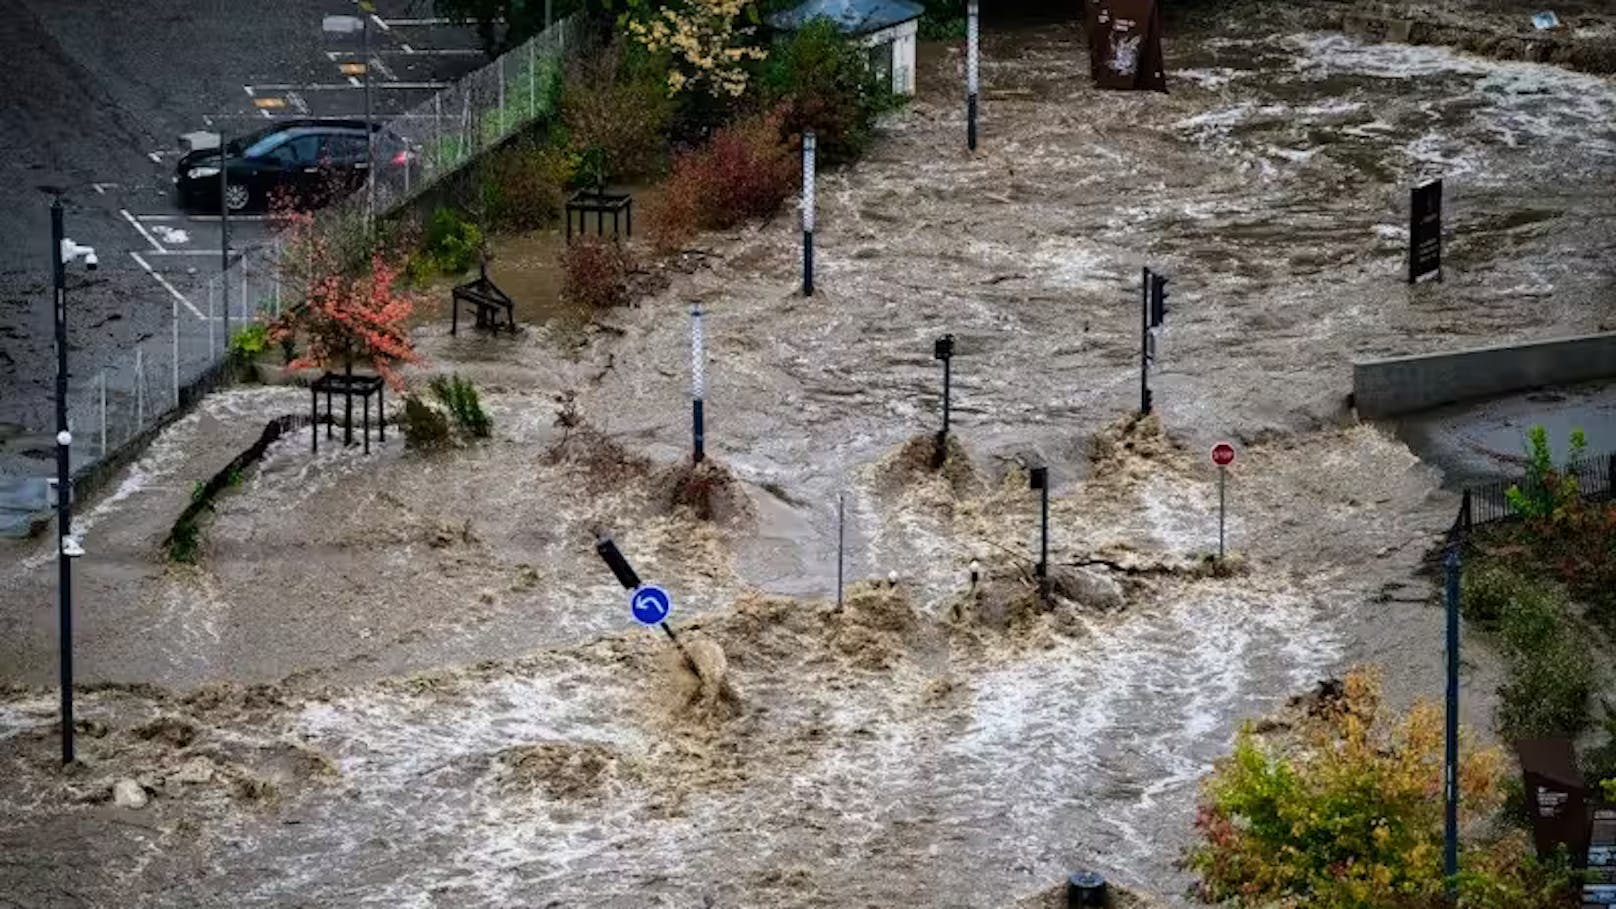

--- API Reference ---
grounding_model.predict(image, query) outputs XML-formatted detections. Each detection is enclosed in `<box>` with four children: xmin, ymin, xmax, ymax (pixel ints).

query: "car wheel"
<box><xmin>223</xmin><ymin>183</ymin><xmax>252</xmax><ymax>213</ymax></box>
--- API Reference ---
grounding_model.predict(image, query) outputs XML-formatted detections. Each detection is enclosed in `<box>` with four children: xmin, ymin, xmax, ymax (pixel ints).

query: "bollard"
<box><xmin>1067</xmin><ymin>871</ymin><xmax>1107</xmax><ymax>907</ymax></box>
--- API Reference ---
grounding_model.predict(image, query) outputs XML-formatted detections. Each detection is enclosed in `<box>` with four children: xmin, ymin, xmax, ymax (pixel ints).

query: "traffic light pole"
<box><xmin>1140</xmin><ymin>267</ymin><xmax>1150</xmax><ymax>416</ymax></box>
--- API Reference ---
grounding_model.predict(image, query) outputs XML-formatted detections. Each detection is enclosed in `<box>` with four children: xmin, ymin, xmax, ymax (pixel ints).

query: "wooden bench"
<box><xmin>451</xmin><ymin>263</ymin><xmax>517</xmax><ymax>335</ymax></box>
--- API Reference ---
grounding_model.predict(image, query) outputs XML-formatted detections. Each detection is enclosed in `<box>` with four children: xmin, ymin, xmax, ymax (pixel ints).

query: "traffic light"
<box><xmin>1149</xmin><ymin>273</ymin><xmax>1169</xmax><ymax>327</ymax></box>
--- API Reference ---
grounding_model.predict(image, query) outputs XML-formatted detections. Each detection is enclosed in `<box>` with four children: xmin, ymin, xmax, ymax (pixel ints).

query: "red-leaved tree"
<box><xmin>269</xmin><ymin>209</ymin><xmax>419</xmax><ymax>388</ymax></box>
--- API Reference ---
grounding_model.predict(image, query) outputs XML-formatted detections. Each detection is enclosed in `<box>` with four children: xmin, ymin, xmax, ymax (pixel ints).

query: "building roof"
<box><xmin>768</xmin><ymin>0</ymin><xmax>925</xmax><ymax>35</ymax></box>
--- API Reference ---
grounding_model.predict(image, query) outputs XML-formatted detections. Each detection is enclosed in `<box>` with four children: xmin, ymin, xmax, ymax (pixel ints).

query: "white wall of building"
<box><xmin>860</xmin><ymin>19</ymin><xmax>920</xmax><ymax>96</ymax></box>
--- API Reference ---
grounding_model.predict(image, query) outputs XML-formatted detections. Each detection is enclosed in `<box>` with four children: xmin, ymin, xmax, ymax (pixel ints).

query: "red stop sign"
<box><xmin>1211</xmin><ymin>442</ymin><xmax>1236</xmax><ymax>467</ymax></box>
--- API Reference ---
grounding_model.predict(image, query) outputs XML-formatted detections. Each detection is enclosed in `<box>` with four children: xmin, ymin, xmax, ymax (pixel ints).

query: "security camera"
<box><xmin>83</xmin><ymin>250</ymin><xmax>98</xmax><ymax>270</ymax></box>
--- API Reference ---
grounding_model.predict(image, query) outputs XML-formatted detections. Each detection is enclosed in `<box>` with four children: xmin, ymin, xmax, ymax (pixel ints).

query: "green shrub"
<box><xmin>1190</xmin><ymin>668</ymin><xmax>1574</xmax><ymax>909</ymax></box>
<box><xmin>421</xmin><ymin>208</ymin><xmax>484</xmax><ymax>276</ymax></box>
<box><xmin>1462</xmin><ymin>565</ymin><xmax>1593</xmax><ymax>741</ymax></box>
<box><xmin>401</xmin><ymin>394</ymin><xmax>452</xmax><ymax>450</ymax></box>
<box><xmin>1505</xmin><ymin>425</ymin><xmax>1587</xmax><ymax>520</ymax></box>
<box><xmin>429</xmin><ymin>374</ymin><xmax>492</xmax><ymax>439</ymax></box>
<box><xmin>166</xmin><ymin>521</ymin><xmax>201</xmax><ymax>564</ymax></box>
<box><xmin>760</xmin><ymin>18</ymin><xmax>892</xmax><ymax>165</ymax></box>
<box><xmin>229</xmin><ymin>323</ymin><xmax>269</xmax><ymax>366</ymax></box>
<box><xmin>561</xmin><ymin>41</ymin><xmax>675</xmax><ymax>181</ymax></box>
<box><xmin>479</xmin><ymin>137</ymin><xmax>576</xmax><ymax>232</ymax></box>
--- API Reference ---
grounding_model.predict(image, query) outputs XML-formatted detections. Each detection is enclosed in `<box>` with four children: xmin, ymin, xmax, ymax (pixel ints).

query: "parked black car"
<box><xmin>174</xmin><ymin>120</ymin><xmax>413</xmax><ymax>213</ymax></box>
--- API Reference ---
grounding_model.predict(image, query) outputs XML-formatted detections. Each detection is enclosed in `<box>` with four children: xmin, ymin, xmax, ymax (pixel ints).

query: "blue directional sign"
<box><xmin>630</xmin><ymin>585</ymin><xmax>672</xmax><ymax>626</ymax></box>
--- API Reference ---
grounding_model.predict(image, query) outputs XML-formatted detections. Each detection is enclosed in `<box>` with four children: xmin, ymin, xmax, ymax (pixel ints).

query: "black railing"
<box><xmin>1450</xmin><ymin>450</ymin><xmax>1616</xmax><ymax>539</ymax></box>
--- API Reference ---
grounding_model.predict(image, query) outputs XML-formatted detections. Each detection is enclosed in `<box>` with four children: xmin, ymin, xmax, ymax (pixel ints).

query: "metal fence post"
<box><xmin>434</xmin><ymin>94</ymin><xmax>443</xmax><ymax>171</ymax></box>
<box><xmin>172</xmin><ymin>295</ymin><xmax>179</xmax><ymax>406</ymax></box>
<box><xmin>529</xmin><ymin>38</ymin><xmax>536</xmax><ymax>119</ymax></box>
<box><xmin>208</xmin><ymin>280</ymin><xmax>216</xmax><ymax>358</ymax></box>
<box><xmin>1609</xmin><ymin>453</ymin><xmax>1615</xmax><ymax>497</ymax></box>
<box><xmin>99</xmin><ymin>369</ymin><xmax>106</xmax><ymax>457</ymax></box>
<box><xmin>135</xmin><ymin>347</ymin><xmax>145</xmax><ymax>430</ymax></box>
<box><xmin>498</xmin><ymin>56</ymin><xmax>506</xmax><ymax>136</ymax></box>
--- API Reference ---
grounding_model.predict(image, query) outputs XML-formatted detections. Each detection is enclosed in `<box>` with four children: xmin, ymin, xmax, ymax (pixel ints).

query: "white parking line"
<box><xmin>119</xmin><ymin>209</ymin><xmax>165</xmax><ymax>252</ymax></box>
<box><xmin>134</xmin><ymin>214</ymin><xmax>271</xmax><ymax>223</ymax></box>
<box><xmin>149</xmin><ymin>249</ymin><xmax>226</xmax><ymax>256</ymax></box>
<box><xmin>348</xmin><ymin>75</ymin><xmax>362</xmax><ymax>87</ymax></box>
<box><xmin>370</xmin><ymin>56</ymin><xmax>397</xmax><ymax>81</ymax></box>
<box><xmin>129</xmin><ymin>252</ymin><xmax>203</xmax><ymax>319</ymax></box>
<box><xmin>378</xmin><ymin>16</ymin><xmax>495</xmax><ymax>26</ymax></box>
<box><xmin>147</xmin><ymin>151</ymin><xmax>163</xmax><ymax>164</ymax></box>
<box><xmin>369</xmin><ymin>12</ymin><xmax>390</xmax><ymax>30</ymax></box>
<box><xmin>326</xmin><ymin>47</ymin><xmax>481</xmax><ymax>57</ymax></box>
<box><xmin>245</xmin><ymin>81</ymin><xmax>449</xmax><ymax>91</ymax></box>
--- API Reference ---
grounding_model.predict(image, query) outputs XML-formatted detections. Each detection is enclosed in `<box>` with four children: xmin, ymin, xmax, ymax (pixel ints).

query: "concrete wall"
<box><xmin>1353</xmin><ymin>332</ymin><xmax>1616</xmax><ymax>418</ymax></box>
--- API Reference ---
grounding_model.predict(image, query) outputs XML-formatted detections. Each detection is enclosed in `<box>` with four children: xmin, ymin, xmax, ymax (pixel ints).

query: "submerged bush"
<box><xmin>429</xmin><ymin>374</ymin><xmax>493</xmax><ymax>439</ymax></box>
<box><xmin>561</xmin><ymin>42</ymin><xmax>675</xmax><ymax>181</ymax></box>
<box><xmin>560</xmin><ymin>236</ymin><xmax>634</xmax><ymax>309</ymax></box>
<box><xmin>645</xmin><ymin>111</ymin><xmax>796</xmax><ymax>251</ymax></box>
<box><xmin>401</xmin><ymin>394</ymin><xmax>452</xmax><ymax>450</ymax></box>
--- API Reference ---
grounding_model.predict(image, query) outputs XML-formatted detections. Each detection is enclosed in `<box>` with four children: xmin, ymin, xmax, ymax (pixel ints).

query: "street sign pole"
<box><xmin>1218</xmin><ymin>465</ymin><xmax>1226</xmax><ymax>560</ymax></box>
<box><xmin>1140</xmin><ymin>267</ymin><xmax>1151</xmax><ymax>416</ymax></box>
<box><xmin>836</xmin><ymin>491</ymin><xmax>845</xmax><ymax>609</ymax></box>
<box><xmin>51</xmin><ymin>199</ymin><xmax>75</xmax><ymax>767</ymax></box>
<box><xmin>1211</xmin><ymin>442</ymin><xmax>1235</xmax><ymax>560</ymax></box>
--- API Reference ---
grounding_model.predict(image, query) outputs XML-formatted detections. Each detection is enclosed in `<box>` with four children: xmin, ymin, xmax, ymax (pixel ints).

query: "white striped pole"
<box><xmin>802</xmin><ymin>130</ymin><xmax>816</xmax><ymax>296</ymax></box>
<box><xmin>967</xmin><ymin>0</ymin><xmax>980</xmax><ymax>150</ymax></box>
<box><xmin>691</xmin><ymin>303</ymin><xmax>705</xmax><ymax>463</ymax></box>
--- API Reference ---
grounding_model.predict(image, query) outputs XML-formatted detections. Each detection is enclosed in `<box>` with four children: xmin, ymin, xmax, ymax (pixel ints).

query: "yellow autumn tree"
<box><xmin>624</xmin><ymin>0</ymin><xmax>767</xmax><ymax>97</ymax></box>
<box><xmin>1188</xmin><ymin>668</ymin><xmax>1573</xmax><ymax>909</ymax></box>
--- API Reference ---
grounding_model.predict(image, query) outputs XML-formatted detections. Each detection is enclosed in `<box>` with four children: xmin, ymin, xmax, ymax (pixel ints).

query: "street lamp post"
<box><xmin>966</xmin><ymin>0</ymin><xmax>980</xmax><ymax>150</ymax></box>
<box><xmin>50</xmin><ymin>198</ymin><xmax>93</xmax><ymax>767</ymax></box>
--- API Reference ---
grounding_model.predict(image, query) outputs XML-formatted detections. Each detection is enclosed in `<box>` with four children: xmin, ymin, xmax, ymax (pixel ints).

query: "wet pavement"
<box><xmin>1</xmin><ymin>11</ymin><xmax>1611</xmax><ymax>907</ymax></box>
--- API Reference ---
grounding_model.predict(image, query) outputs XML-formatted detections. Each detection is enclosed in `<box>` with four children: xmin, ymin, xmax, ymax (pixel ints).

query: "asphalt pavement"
<box><xmin>0</xmin><ymin>0</ymin><xmax>490</xmax><ymax>480</ymax></box>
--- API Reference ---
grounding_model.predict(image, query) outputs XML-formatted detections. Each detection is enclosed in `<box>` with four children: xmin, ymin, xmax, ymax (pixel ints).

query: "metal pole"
<box><xmin>545</xmin><ymin>0</ymin><xmax>552</xmax><ymax>29</ymax></box>
<box><xmin>691</xmin><ymin>303</ymin><xmax>705</xmax><ymax>463</ymax></box>
<box><xmin>802</xmin><ymin>131</ymin><xmax>816</xmax><ymax>296</ymax></box>
<box><xmin>1040</xmin><ymin>480</ymin><xmax>1049</xmax><ymax>581</ymax></box>
<box><xmin>529</xmin><ymin>38</ymin><xmax>536</xmax><ymax>119</ymax></box>
<box><xmin>498</xmin><ymin>55</ymin><xmax>506</xmax><ymax>133</ymax></box>
<box><xmin>363</xmin><ymin>2</ymin><xmax>375</xmax><ymax>228</ymax></box>
<box><xmin>221</xmin><ymin>129</ymin><xmax>231</xmax><ymax>344</ymax></box>
<box><xmin>1218</xmin><ymin>465</ymin><xmax>1226</xmax><ymax>560</ymax></box>
<box><xmin>172</xmin><ymin>295</ymin><xmax>180</xmax><ymax>405</ymax></box>
<box><xmin>50</xmin><ymin>198</ymin><xmax>75</xmax><ymax>766</ymax></box>
<box><xmin>836</xmin><ymin>492</ymin><xmax>845</xmax><ymax>609</ymax></box>
<box><xmin>966</xmin><ymin>0</ymin><xmax>980</xmax><ymax>151</ymax></box>
<box><xmin>1140</xmin><ymin>266</ymin><xmax>1151</xmax><ymax>416</ymax></box>
<box><xmin>1444</xmin><ymin>545</ymin><xmax>1461</xmax><ymax>903</ymax></box>
<box><xmin>98</xmin><ymin>369</ymin><xmax>106</xmax><ymax>457</ymax></box>
<box><xmin>942</xmin><ymin>355</ymin><xmax>952</xmax><ymax>438</ymax></box>
<box><xmin>135</xmin><ymin>347</ymin><xmax>144</xmax><ymax>427</ymax></box>
<box><xmin>208</xmin><ymin>280</ymin><xmax>216</xmax><ymax>358</ymax></box>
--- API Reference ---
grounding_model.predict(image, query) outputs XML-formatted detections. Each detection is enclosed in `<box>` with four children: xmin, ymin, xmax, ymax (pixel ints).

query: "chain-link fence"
<box><xmin>63</xmin><ymin>14</ymin><xmax>584</xmax><ymax>482</ymax></box>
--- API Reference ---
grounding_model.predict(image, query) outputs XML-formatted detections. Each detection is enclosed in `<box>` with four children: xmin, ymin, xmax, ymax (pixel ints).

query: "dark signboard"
<box><xmin>1091</xmin><ymin>0</ymin><xmax>1166</xmax><ymax>93</ymax></box>
<box><xmin>1409</xmin><ymin>179</ymin><xmax>1442</xmax><ymax>284</ymax></box>
<box><xmin>1518</xmin><ymin>738</ymin><xmax>1590</xmax><ymax>865</ymax></box>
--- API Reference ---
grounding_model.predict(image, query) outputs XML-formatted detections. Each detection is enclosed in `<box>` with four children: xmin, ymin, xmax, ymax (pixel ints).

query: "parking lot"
<box><xmin>0</xmin><ymin>0</ymin><xmax>498</xmax><ymax>473</ymax></box>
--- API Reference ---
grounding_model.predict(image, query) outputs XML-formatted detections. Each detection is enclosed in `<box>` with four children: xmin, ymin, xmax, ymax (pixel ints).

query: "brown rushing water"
<box><xmin>2</xmin><ymin>14</ymin><xmax>1614</xmax><ymax>908</ymax></box>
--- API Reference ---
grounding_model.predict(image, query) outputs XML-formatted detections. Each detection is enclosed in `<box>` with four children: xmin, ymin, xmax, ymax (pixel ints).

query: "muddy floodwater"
<box><xmin>3</xmin><ymin>11</ymin><xmax>1615</xmax><ymax>908</ymax></box>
